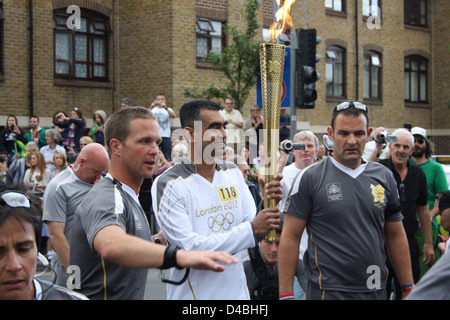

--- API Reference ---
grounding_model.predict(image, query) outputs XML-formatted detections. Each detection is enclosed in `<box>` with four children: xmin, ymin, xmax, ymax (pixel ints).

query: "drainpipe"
<box><xmin>28</xmin><ymin>0</ymin><xmax>34</xmax><ymax>117</ymax></box>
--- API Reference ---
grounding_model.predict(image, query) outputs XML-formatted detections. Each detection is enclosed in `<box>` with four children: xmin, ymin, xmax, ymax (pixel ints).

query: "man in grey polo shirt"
<box><xmin>43</xmin><ymin>143</ymin><xmax>110</xmax><ymax>286</ymax></box>
<box><xmin>278</xmin><ymin>102</ymin><xmax>414</xmax><ymax>300</ymax></box>
<box><xmin>69</xmin><ymin>107</ymin><xmax>237</xmax><ymax>300</ymax></box>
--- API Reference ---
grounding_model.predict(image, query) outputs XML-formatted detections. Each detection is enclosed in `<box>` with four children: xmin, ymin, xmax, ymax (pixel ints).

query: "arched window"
<box><xmin>53</xmin><ymin>8</ymin><xmax>111</xmax><ymax>81</ymax></box>
<box><xmin>326</xmin><ymin>46</ymin><xmax>346</xmax><ymax>98</ymax></box>
<box><xmin>404</xmin><ymin>55</ymin><xmax>428</xmax><ymax>103</ymax></box>
<box><xmin>363</xmin><ymin>51</ymin><xmax>382</xmax><ymax>100</ymax></box>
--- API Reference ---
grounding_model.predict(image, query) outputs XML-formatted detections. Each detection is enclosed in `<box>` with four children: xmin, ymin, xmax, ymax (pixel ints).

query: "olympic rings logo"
<box><xmin>208</xmin><ymin>212</ymin><xmax>235</xmax><ymax>232</ymax></box>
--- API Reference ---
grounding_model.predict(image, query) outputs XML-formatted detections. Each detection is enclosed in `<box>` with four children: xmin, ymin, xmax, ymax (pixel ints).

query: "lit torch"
<box><xmin>261</xmin><ymin>0</ymin><xmax>296</xmax><ymax>241</ymax></box>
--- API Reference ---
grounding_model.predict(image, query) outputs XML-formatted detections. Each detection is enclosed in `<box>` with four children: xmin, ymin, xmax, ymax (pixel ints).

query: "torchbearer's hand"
<box><xmin>252</xmin><ymin>207</ymin><xmax>281</xmax><ymax>239</ymax></box>
<box><xmin>259</xmin><ymin>173</ymin><xmax>283</xmax><ymax>204</ymax></box>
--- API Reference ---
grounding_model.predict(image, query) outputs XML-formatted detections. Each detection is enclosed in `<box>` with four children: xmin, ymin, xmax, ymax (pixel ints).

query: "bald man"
<box><xmin>43</xmin><ymin>143</ymin><xmax>110</xmax><ymax>286</ymax></box>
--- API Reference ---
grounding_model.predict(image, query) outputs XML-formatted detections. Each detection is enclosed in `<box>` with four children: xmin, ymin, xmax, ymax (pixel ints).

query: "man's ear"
<box><xmin>183</xmin><ymin>127</ymin><xmax>194</xmax><ymax>144</ymax></box>
<box><xmin>327</xmin><ymin>126</ymin><xmax>334</xmax><ymax>142</ymax></box>
<box><xmin>109</xmin><ymin>139</ymin><xmax>122</xmax><ymax>156</ymax></box>
<box><xmin>367</xmin><ymin>127</ymin><xmax>373</xmax><ymax>143</ymax></box>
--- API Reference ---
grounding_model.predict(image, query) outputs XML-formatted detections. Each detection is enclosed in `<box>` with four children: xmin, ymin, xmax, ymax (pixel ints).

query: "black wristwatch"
<box><xmin>151</xmin><ymin>235</ymin><xmax>161</xmax><ymax>244</ymax></box>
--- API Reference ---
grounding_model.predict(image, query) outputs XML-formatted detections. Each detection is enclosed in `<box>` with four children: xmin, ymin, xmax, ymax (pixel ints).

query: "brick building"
<box><xmin>0</xmin><ymin>0</ymin><xmax>449</xmax><ymax>153</ymax></box>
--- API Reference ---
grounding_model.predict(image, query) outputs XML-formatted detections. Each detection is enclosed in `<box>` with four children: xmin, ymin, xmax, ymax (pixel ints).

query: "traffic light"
<box><xmin>295</xmin><ymin>28</ymin><xmax>322</xmax><ymax>109</ymax></box>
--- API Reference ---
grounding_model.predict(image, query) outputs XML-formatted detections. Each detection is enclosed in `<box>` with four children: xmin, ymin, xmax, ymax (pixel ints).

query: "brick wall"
<box><xmin>0</xmin><ymin>0</ymin><xmax>448</xmax><ymax>152</ymax></box>
<box><xmin>0</xmin><ymin>0</ymin><xmax>30</xmax><ymax>116</ymax></box>
<box><xmin>0</xmin><ymin>0</ymin><xmax>116</xmax><ymax>128</ymax></box>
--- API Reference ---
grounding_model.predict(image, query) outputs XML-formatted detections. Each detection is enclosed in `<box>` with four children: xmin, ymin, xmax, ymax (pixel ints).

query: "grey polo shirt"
<box><xmin>285</xmin><ymin>157</ymin><xmax>403</xmax><ymax>292</ymax></box>
<box><xmin>43</xmin><ymin>167</ymin><xmax>93</xmax><ymax>241</ymax></box>
<box><xmin>70</xmin><ymin>175</ymin><xmax>151</xmax><ymax>300</ymax></box>
<box><xmin>43</xmin><ymin>167</ymin><xmax>93</xmax><ymax>284</ymax></box>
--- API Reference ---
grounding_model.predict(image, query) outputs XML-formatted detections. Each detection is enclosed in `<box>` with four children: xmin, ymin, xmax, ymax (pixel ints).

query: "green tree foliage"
<box><xmin>183</xmin><ymin>0</ymin><xmax>262</xmax><ymax>112</ymax></box>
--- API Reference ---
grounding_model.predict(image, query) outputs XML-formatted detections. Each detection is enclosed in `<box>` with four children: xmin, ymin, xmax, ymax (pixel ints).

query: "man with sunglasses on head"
<box><xmin>278</xmin><ymin>101</ymin><xmax>414</xmax><ymax>300</ymax></box>
<box><xmin>0</xmin><ymin>183</ymin><xmax>88</xmax><ymax>300</ymax></box>
<box><xmin>409</xmin><ymin>127</ymin><xmax>449</xmax><ymax>277</ymax></box>
<box><xmin>370</xmin><ymin>127</ymin><xmax>434</xmax><ymax>299</ymax></box>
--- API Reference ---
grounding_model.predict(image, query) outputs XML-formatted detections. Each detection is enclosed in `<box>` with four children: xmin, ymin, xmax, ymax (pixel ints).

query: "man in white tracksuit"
<box><xmin>152</xmin><ymin>99</ymin><xmax>282</xmax><ymax>300</ymax></box>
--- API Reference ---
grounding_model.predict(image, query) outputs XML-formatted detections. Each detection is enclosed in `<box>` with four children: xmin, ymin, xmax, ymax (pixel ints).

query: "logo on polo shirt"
<box><xmin>326</xmin><ymin>182</ymin><xmax>343</xmax><ymax>201</ymax></box>
<box><xmin>370</xmin><ymin>184</ymin><xmax>386</xmax><ymax>208</ymax></box>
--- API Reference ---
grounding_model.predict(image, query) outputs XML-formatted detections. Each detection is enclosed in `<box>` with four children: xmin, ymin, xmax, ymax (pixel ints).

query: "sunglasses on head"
<box><xmin>0</xmin><ymin>191</ymin><xmax>31</xmax><ymax>208</ymax></box>
<box><xmin>335</xmin><ymin>101</ymin><xmax>367</xmax><ymax>112</ymax></box>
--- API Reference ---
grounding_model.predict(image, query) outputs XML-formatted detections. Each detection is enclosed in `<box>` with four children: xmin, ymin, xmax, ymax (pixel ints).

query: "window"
<box><xmin>326</xmin><ymin>46</ymin><xmax>345</xmax><ymax>98</ymax></box>
<box><xmin>325</xmin><ymin>0</ymin><xmax>345</xmax><ymax>12</ymax></box>
<box><xmin>363</xmin><ymin>51</ymin><xmax>382</xmax><ymax>100</ymax></box>
<box><xmin>53</xmin><ymin>8</ymin><xmax>110</xmax><ymax>81</ymax></box>
<box><xmin>196</xmin><ymin>18</ymin><xmax>225</xmax><ymax>60</ymax></box>
<box><xmin>404</xmin><ymin>0</ymin><xmax>428</xmax><ymax>27</ymax></box>
<box><xmin>362</xmin><ymin>0</ymin><xmax>380</xmax><ymax>17</ymax></box>
<box><xmin>404</xmin><ymin>55</ymin><xmax>428</xmax><ymax>103</ymax></box>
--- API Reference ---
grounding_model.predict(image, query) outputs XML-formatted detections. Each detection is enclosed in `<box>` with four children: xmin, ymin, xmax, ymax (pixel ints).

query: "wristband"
<box><xmin>401</xmin><ymin>283</ymin><xmax>414</xmax><ymax>294</ymax></box>
<box><xmin>279</xmin><ymin>292</ymin><xmax>295</xmax><ymax>300</ymax></box>
<box><xmin>160</xmin><ymin>245</ymin><xmax>182</xmax><ymax>270</ymax></box>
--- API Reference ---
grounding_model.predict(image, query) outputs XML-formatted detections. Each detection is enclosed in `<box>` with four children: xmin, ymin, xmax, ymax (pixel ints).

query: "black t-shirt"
<box><xmin>380</xmin><ymin>158</ymin><xmax>428</xmax><ymax>237</ymax></box>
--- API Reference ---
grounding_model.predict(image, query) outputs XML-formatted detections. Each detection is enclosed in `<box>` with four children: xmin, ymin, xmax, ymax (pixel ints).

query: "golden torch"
<box><xmin>260</xmin><ymin>0</ymin><xmax>295</xmax><ymax>241</ymax></box>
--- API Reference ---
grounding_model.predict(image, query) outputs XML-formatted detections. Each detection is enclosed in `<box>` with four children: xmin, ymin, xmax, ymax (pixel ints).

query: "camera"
<box><xmin>378</xmin><ymin>130</ymin><xmax>397</xmax><ymax>144</ymax></box>
<box><xmin>155</xmin><ymin>101</ymin><xmax>161</xmax><ymax>106</ymax></box>
<box><xmin>10</xmin><ymin>125</ymin><xmax>15</xmax><ymax>131</ymax></box>
<box><xmin>0</xmin><ymin>157</ymin><xmax>5</xmax><ymax>163</ymax></box>
<box><xmin>282</xmin><ymin>141</ymin><xmax>305</xmax><ymax>152</ymax></box>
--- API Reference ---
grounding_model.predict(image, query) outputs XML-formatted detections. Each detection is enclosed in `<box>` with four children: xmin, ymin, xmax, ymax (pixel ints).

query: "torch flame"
<box><xmin>267</xmin><ymin>0</ymin><xmax>296</xmax><ymax>43</ymax></box>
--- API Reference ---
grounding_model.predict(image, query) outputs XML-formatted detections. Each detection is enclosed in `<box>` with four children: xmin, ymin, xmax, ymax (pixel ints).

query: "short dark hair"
<box><xmin>331</xmin><ymin>103</ymin><xmax>369</xmax><ymax>129</ymax></box>
<box><xmin>179</xmin><ymin>99</ymin><xmax>222</xmax><ymax>129</ymax></box>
